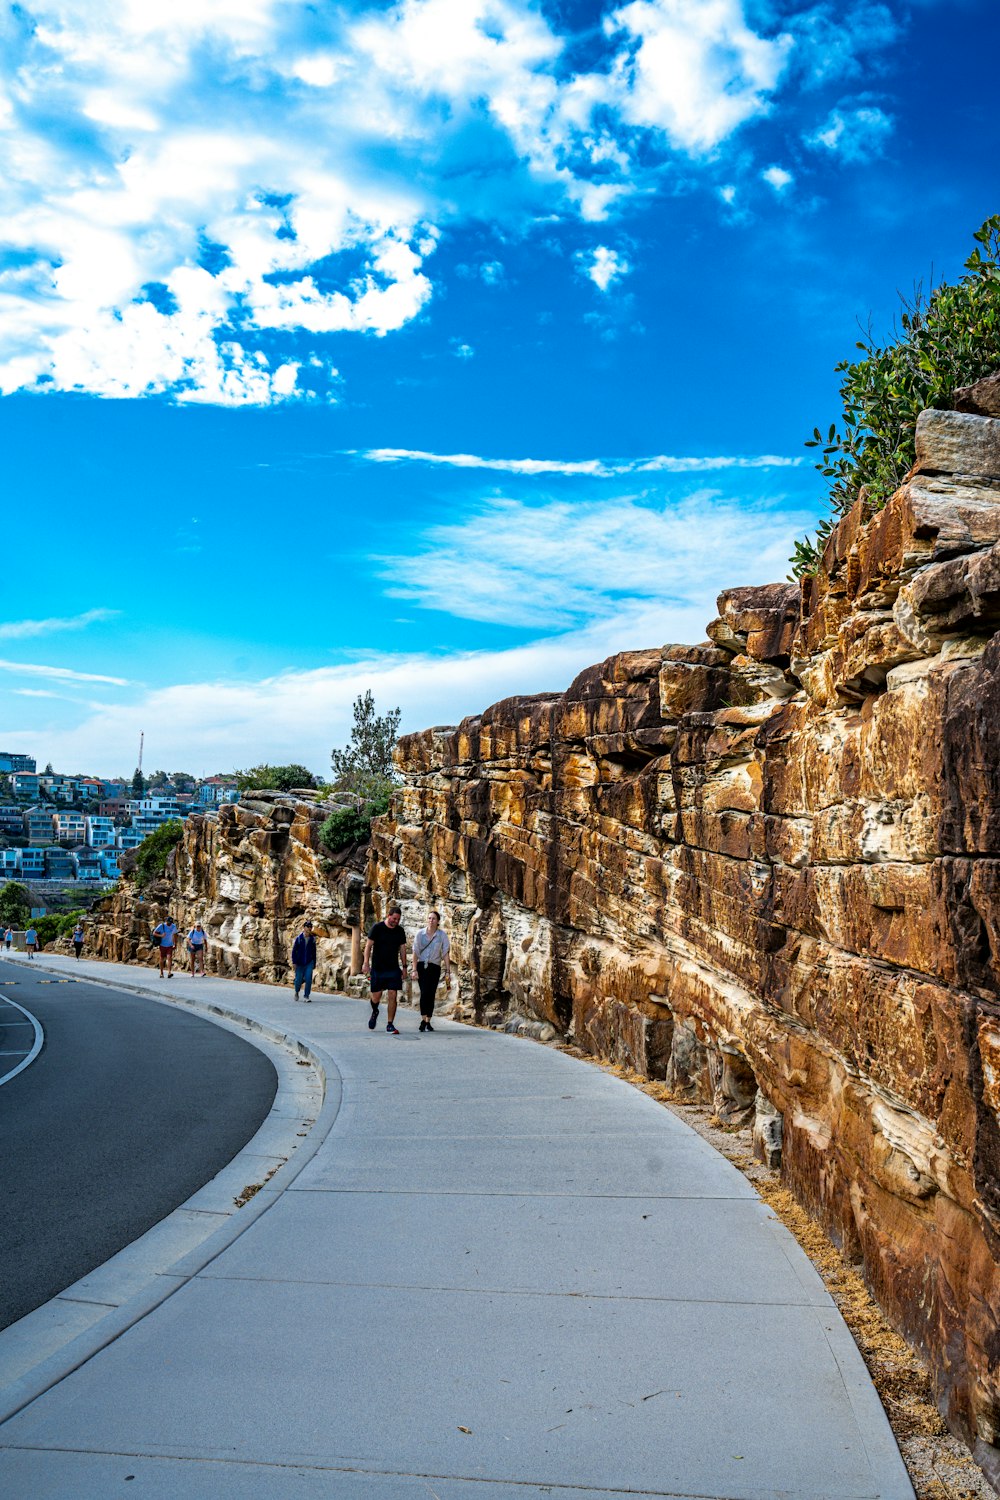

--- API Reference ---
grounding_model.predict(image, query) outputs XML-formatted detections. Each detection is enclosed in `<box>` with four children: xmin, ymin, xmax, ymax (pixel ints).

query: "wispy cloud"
<box><xmin>378</xmin><ymin>489</ymin><xmax>814</xmax><ymax>630</ymax></box>
<box><xmin>805</xmin><ymin>104</ymin><xmax>894</xmax><ymax>163</ymax></box>
<box><xmin>0</xmin><ymin>659</ymin><xmax>130</xmax><ymax>687</ymax></box>
<box><xmin>354</xmin><ymin>447</ymin><xmax>803</xmax><ymax>477</ymax></box>
<box><xmin>0</xmin><ymin>608</ymin><xmax>120</xmax><ymax>640</ymax></box>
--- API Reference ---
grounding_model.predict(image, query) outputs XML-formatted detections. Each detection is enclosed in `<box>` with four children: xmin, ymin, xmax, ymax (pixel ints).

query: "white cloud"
<box><xmin>0</xmin><ymin>607</ymin><xmax>119</xmax><ymax>640</ymax></box>
<box><xmin>805</xmin><ymin>104</ymin><xmax>893</xmax><ymax>163</ymax></box>
<box><xmin>582</xmin><ymin>245</ymin><xmax>631</xmax><ymax>292</ymax></box>
<box><xmin>0</xmin><ymin>658</ymin><xmax>130</xmax><ymax>686</ymax></box>
<box><xmin>379</xmin><ymin>488</ymin><xmax>813</xmax><ymax>629</ymax></box>
<box><xmin>605</xmin><ymin>0</ymin><xmax>793</xmax><ymax>153</ymax></box>
<box><xmin>762</xmin><ymin>164</ymin><xmax>793</xmax><ymax>193</ymax></box>
<box><xmin>0</xmin><ymin>0</ymin><xmax>881</xmax><ymax>404</ymax></box>
<box><xmin>354</xmin><ymin>446</ymin><xmax>803</xmax><ymax>476</ymax></box>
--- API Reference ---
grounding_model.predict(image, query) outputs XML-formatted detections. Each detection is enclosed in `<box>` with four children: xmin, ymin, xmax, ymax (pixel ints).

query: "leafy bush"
<box><xmin>134</xmin><ymin>820</ymin><xmax>185</xmax><ymax>888</ymax></box>
<box><xmin>29</xmin><ymin>909</ymin><xmax>85</xmax><ymax>949</ymax></box>
<box><xmin>0</xmin><ymin>880</ymin><xmax>30</xmax><ymax>929</ymax></box>
<box><xmin>234</xmin><ymin>763</ymin><xmax>318</xmax><ymax>792</ymax></box>
<box><xmin>790</xmin><ymin>215</ymin><xmax>1000</xmax><ymax>578</ymax></box>
<box><xmin>32</xmin><ymin>915</ymin><xmax>61</xmax><ymax>947</ymax></box>
<box><xmin>319</xmin><ymin>787</ymin><xmax>392</xmax><ymax>853</ymax></box>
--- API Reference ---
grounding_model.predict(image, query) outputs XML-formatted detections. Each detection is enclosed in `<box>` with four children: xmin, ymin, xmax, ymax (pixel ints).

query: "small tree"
<box><xmin>234</xmin><ymin>763</ymin><xmax>318</xmax><ymax>793</ymax></box>
<box><xmin>131</xmin><ymin>767</ymin><xmax>144</xmax><ymax>798</ymax></box>
<box><xmin>330</xmin><ymin>691</ymin><xmax>401</xmax><ymax>800</ymax></box>
<box><xmin>0</xmin><ymin>880</ymin><xmax>31</xmax><ymax>929</ymax></box>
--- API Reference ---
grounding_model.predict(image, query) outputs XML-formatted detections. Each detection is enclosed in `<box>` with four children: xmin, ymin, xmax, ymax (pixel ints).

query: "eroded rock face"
<box><xmin>91</xmin><ymin>792</ymin><xmax>365</xmax><ymax>989</ymax></box>
<box><xmin>369</xmin><ymin>409</ymin><xmax>1000</xmax><ymax>1478</ymax></box>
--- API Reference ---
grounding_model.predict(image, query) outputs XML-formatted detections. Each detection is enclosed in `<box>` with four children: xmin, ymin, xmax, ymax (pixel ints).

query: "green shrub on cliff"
<box><xmin>790</xmin><ymin>214</ymin><xmax>1000</xmax><ymax>578</ymax></box>
<box><xmin>319</xmin><ymin>787</ymin><xmax>392</xmax><ymax>854</ymax></box>
<box><xmin>234</xmin><ymin>763</ymin><xmax>319</xmax><ymax>792</ymax></box>
<box><xmin>134</xmin><ymin>820</ymin><xmax>184</xmax><ymax>888</ymax></box>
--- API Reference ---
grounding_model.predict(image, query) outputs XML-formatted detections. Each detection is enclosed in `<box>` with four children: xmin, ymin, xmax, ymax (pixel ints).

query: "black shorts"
<box><xmin>370</xmin><ymin>968</ymin><xmax>403</xmax><ymax>993</ymax></box>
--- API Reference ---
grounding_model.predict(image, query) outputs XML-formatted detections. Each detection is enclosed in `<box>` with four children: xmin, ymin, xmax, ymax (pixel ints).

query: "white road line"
<box><xmin>0</xmin><ymin>995</ymin><xmax>44</xmax><ymax>1087</ymax></box>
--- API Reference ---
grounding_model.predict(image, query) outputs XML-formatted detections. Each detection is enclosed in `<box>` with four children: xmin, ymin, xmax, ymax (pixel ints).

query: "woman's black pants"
<box><xmin>416</xmin><ymin>961</ymin><xmax>441</xmax><ymax>1017</ymax></box>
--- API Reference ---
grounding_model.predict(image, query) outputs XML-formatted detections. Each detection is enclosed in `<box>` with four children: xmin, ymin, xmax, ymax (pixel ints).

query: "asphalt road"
<box><xmin>0</xmin><ymin>959</ymin><xmax>277</xmax><ymax>1331</ymax></box>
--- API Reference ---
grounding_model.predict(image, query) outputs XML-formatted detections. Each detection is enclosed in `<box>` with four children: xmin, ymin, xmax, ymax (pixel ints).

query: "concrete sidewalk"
<box><xmin>0</xmin><ymin>952</ymin><xmax>914</xmax><ymax>1499</ymax></box>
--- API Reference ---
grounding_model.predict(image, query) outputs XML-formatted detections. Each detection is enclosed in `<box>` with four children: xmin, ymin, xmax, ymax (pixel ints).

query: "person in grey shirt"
<box><xmin>411</xmin><ymin>909</ymin><xmax>451</xmax><ymax>1033</ymax></box>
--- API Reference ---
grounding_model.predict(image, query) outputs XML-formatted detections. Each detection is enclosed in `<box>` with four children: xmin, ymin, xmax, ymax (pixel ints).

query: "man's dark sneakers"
<box><xmin>386</xmin><ymin>1022</ymin><xmax>400</xmax><ymax>1035</ymax></box>
<box><xmin>368</xmin><ymin>1002</ymin><xmax>379</xmax><ymax>1030</ymax></box>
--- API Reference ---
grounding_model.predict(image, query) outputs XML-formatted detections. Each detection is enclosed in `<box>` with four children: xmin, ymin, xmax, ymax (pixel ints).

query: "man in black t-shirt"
<box><xmin>363</xmin><ymin>902</ymin><xmax>407</xmax><ymax>1034</ymax></box>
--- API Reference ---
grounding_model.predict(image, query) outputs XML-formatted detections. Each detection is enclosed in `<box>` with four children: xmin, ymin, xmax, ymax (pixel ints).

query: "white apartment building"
<box><xmin>127</xmin><ymin>797</ymin><xmax>183</xmax><ymax>839</ymax></box>
<box><xmin>85</xmin><ymin>815</ymin><xmax>116</xmax><ymax>848</ymax></box>
<box><xmin>128</xmin><ymin>796</ymin><xmax>182</xmax><ymax>818</ymax></box>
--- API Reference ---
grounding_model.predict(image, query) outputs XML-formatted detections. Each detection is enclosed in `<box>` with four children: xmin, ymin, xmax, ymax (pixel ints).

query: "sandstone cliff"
<box><xmin>90</xmin><ymin>791</ymin><xmax>365</xmax><ymax>989</ymax></box>
<box><xmin>369</xmin><ymin>406</ymin><xmax>1000</xmax><ymax>1479</ymax></box>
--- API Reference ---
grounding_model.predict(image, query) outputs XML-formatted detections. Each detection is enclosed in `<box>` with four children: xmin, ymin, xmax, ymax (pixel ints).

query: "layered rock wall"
<box><xmin>369</xmin><ymin>408</ymin><xmax>1000</xmax><ymax>1476</ymax></box>
<box><xmin>91</xmin><ymin>792</ymin><xmax>364</xmax><ymax>989</ymax></box>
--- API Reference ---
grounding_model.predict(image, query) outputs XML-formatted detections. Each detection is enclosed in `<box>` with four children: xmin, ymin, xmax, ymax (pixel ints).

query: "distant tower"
<box><xmin>137</xmin><ymin>731</ymin><xmax>144</xmax><ymax>782</ymax></box>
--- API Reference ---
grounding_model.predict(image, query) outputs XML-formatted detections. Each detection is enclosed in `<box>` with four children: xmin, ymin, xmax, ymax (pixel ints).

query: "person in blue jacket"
<box><xmin>291</xmin><ymin>920</ymin><xmax>317</xmax><ymax>1002</ymax></box>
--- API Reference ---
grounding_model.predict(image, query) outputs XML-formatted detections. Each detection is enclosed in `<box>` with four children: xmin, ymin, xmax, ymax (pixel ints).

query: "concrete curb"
<box><xmin>0</xmin><ymin>953</ymin><xmax>344</xmax><ymax>1426</ymax></box>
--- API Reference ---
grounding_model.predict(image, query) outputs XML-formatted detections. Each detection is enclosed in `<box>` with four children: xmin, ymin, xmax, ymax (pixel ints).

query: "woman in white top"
<box><xmin>411</xmin><ymin>910</ymin><xmax>451</xmax><ymax>1033</ymax></box>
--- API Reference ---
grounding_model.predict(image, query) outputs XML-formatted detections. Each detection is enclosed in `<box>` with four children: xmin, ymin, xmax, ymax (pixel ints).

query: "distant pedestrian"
<box><xmin>363</xmin><ymin>902</ymin><xmax>407</xmax><ymax>1035</ymax></box>
<box><xmin>3</xmin><ymin>927</ymin><xmax>11</xmax><ymax>950</ymax></box>
<box><xmin>412</xmin><ymin>909</ymin><xmax>451</xmax><ymax>1032</ymax></box>
<box><xmin>291</xmin><ymin>920</ymin><xmax>316</xmax><ymax>1001</ymax></box>
<box><xmin>25</xmin><ymin>926</ymin><xmax>37</xmax><ymax>959</ymax></box>
<box><xmin>152</xmin><ymin>915</ymin><xmax>178</xmax><ymax>977</ymax></box>
<box><xmin>187</xmin><ymin>922</ymin><xmax>207</xmax><ymax>976</ymax></box>
<box><xmin>72</xmin><ymin>922</ymin><xmax>84</xmax><ymax>959</ymax></box>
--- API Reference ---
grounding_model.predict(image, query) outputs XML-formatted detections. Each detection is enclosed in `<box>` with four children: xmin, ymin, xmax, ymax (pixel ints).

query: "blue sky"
<box><xmin>0</xmin><ymin>0</ymin><xmax>997</xmax><ymax>776</ymax></box>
